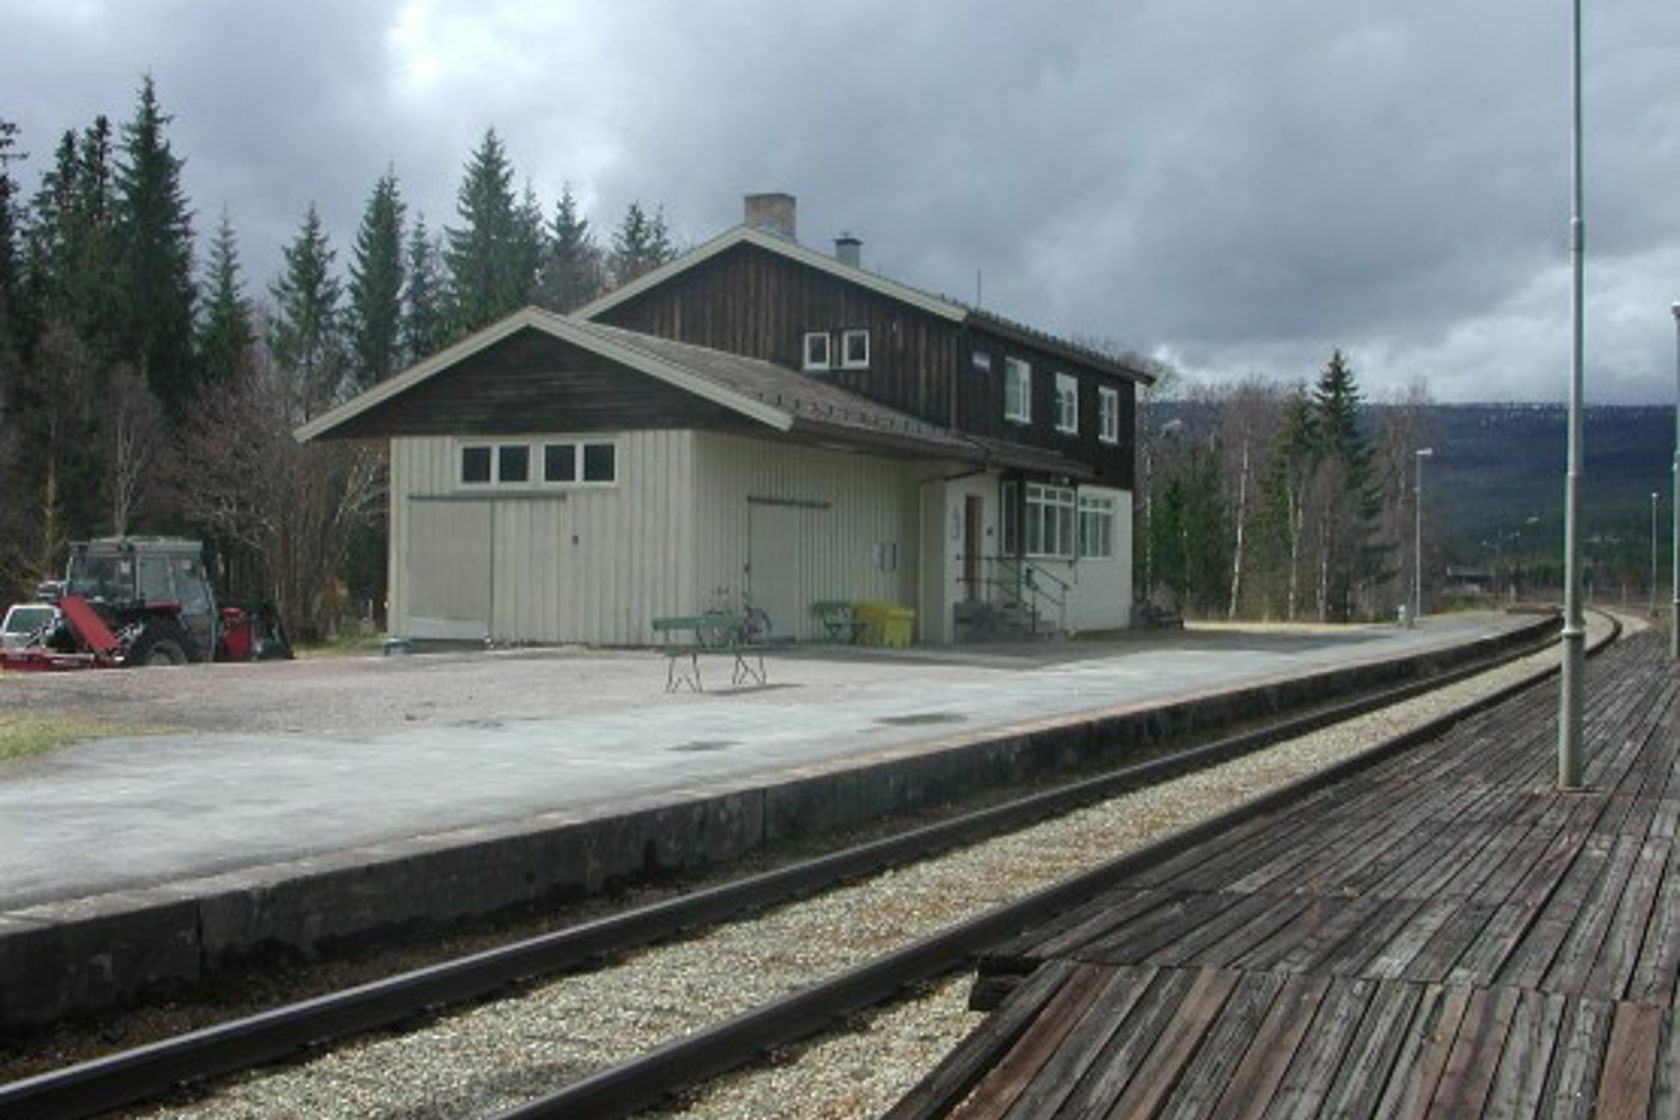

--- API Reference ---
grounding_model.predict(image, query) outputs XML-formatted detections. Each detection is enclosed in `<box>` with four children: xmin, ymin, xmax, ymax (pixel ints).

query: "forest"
<box><xmin>0</xmin><ymin>76</ymin><xmax>1517</xmax><ymax>637</ymax></box>
<box><xmin>0</xmin><ymin>78</ymin><xmax>677</xmax><ymax>637</ymax></box>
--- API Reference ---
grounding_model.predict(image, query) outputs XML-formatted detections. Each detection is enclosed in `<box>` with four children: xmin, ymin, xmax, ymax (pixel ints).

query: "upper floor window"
<box><xmin>802</xmin><ymin>332</ymin><xmax>832</xmax><ymax>371</ymax></box>
<box><xmin>841</xmin><ymin>329</ymin><xmax>870</xmax><ymax>369</ymax></box>
<box><xmin>1004</xmin><ymin>358</ymin><xmax>1032</xmax><ymax>424</ymax></box>
<box><xmin>1054</xmin><ymin>373</ymin><xmax>1078</xmax><ymax>434</ymax></box>
<box><xmin>1098</xmin><ymin>386</ymin><xmax>1120</xmax><ymax>445</ymax></box>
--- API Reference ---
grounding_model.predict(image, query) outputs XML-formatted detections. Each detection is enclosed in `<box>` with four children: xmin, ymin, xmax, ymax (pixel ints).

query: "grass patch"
<box><xmin>0</xmin><ymin>712</ymin><xmax>170</xmax><ymax>765</ymax></box>
<box><xmin>293</xmin><ymin>631</ymin><xmax>387</xmax><ymax>660</ymax></box>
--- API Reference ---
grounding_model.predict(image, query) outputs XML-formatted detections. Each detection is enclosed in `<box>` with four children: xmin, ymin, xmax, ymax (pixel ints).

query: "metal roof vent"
<box><xmin>835</xmin><ymin>232</ymin><xmax>862</xmax><ymax>268</ymax></box>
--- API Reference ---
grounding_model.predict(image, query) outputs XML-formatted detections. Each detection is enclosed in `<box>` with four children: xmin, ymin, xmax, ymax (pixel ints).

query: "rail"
<box><xmin>0</xmin><ymin>613</ymin><xmax>1581</xmax><ymax>1120</ymax></box>
<box><xmin>987</xmin><ymin>555</ymin><xmax>1071</xmax><ymax>635</ymax></box>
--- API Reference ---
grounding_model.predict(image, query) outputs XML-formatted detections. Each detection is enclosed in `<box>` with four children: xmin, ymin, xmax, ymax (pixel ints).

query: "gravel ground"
<box><xmin>124</xmin><ymin>616</ymin><xmax>1615</xmax><ymax>1120</ymax></box>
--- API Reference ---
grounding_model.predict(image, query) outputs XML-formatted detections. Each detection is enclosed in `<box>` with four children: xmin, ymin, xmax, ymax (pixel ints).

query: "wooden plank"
<box><xmin>1592</xmin><ymin>1000</ymin><xmax>1664</xmax><ymax>1120</ymax></box>
<box><xmin>1099</xmin><ymin>968</ymin><xmax>1242</xmax><ymax>1118</ymax></box>
<box><xmin>1473</xmin><ymin>988</ymin><xmax>1567</xmax><ymax>1119</ymax></box>
<box><xmin>1038</xmin><ymin>967</ymin><xmax>1199</xmax><ymax>1116</ymax></box>
<box><xmin>1368</xmin><ymin>984</ymin><xmax>1472</xmax><ymax>1120</ymax></box>
<box><xmin>1542</xmin><ymin>833</ymin><xmax>1645</xmax><ymax>997</ymax></box>
<box><xmin>1627</xmin><ymin>854</ymin><xmax>1680</xmax><ymax>1006</ymax></box>
<box><xmin>1204</xmin><ymin>974</ymin><xmax>1333</xmax><ymax>1120</ymax></box>
<box><xmin>1153</xmin><ymin>970</ymin><xmax>1288</xmax><ymax>1120</ymax></box>
<box><xmin>1538</xmin><ymin>995</ymin><xmax>1616</xmax><ymax>1120</ymax></box>
<box><xmin>1579</xmin><ymin>837</ymin><xmax>1669</xmax><ymax>1001</ymax></box>
<box><xmin>1259</xmin><ymin>977</ymin><xmax>1376</xmax><ymax>1118</ymax></box>
<box><xmin>1423</xmin><ymin>983</ymin><xmax>1521</xmax><ymax>1119</ymax></box>
<box><xmin>1315</xmin><ymin>980</ymin><xmax>1426</xmax><ymax>1119</ymax></box>
<box><xmin>1498</xmin><ymin>832</ymin><xmax>1617</xmax><ymax>990</ymax></box>
<box><xmin>883</xmin><ymin>960</ymin><xmax>1084</xmax><ymax>1120</ymax></box>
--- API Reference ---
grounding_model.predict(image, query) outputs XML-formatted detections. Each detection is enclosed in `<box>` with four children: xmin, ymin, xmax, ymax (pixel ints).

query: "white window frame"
<box><xmin>1054</xmin><ymin>373</ymin><xmax>1079</xmax><ymax>434</ymax></box>
<box><xmin>1078</xmin><ymin>494</ymin><xmax>1115</xmax><ymax>559</ymax></box>
<box><xmin>1004</xmin><ymin>358</ymin><xmax>1032</xmax><ymax>424</ymax></box>
<box><xmin>1098</xmin><ymin>386</ymin><xmax>1120</xmax><ymax>445</ymax></box>
<box><xmin>459</xmin><ymin>440</ymin><xmax>533</xmax><ymax>488</ymax></box>
<box><xmin>1025</xmin><ymin>483</ymin><xmax>1076</xmax><ymax>558</ymax></box>
<box><xmin>840</xmin><ymin>328</ymin><xmax>870</xmax><ymax>369</ymax></box>
<box><xmin>541</xmin><ymin>438</ymin><xmax>620</xmax><ymax>487</ymax></box>
<box><xmin>1000</xmin><ymin>480</ymin><xmax>1020</xmax><ymax>555</ymax></box>
<box><xmin>802</xmin><ymin>331</ymin><xmax>832</xmax><ymax>371</ymax></box>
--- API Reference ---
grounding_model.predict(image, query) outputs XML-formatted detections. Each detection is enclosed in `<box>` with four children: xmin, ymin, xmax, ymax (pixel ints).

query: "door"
<box><xmin>406</xmin><ymin>501</ymin><xmax>493</xmax><ymax>640</ymax></box>
<box><xmin>962</xmin><ymin>495</ymin><xmax>983</xmax><ymax>601</ymax></box>
<box><xmin>746</xmin><ymin>502</ymin><xmax>804</xmax><ymax>640</ymax></box>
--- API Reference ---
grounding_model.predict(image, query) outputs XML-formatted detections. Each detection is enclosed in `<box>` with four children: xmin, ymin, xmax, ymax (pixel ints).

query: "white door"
<box><xmin>746</xmin><ymin>502</ymin><xmax>810</xmax><ymax>640</ymax></box>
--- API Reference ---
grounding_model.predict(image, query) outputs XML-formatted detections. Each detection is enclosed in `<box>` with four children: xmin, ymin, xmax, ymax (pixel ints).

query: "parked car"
<box><xmin>1</xmin><ymin>603</ymin><xmax>58</xmax><ymax>650</ymax></box>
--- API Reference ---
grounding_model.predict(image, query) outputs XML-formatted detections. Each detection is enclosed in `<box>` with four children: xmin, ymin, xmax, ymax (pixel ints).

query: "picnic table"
<box><xmin>651</xmin><ymin>610</ymin><xmax>771</xmax><ymax>692</ymax></box>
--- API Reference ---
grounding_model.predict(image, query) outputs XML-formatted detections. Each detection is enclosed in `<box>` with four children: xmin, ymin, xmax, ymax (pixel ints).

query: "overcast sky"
<box><xmin>5</xmin><ymin>0</ymin><xmax>1677</xmax><ymax>403</ymax></box>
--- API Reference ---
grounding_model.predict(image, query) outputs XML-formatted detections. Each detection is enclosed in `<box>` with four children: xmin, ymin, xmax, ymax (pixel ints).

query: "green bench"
<box><xmin>810</xmin><ymin>600</ymin><xmax>862</xmax><ymax>643</ymax></box>
<box><xmin>651</xmin><ymin>612</ymin><xmax>770</xmax><ymax>691</ymax></box>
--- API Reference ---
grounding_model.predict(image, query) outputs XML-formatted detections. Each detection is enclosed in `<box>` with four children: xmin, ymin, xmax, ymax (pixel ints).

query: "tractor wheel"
<box><xmin>126</xmin><ymin>619</ymin><xmax>200</xmax><ymax>667</ymax></box>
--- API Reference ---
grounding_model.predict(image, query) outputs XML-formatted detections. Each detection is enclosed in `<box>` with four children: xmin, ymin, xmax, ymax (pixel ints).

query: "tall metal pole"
<box><xmin>1671</xmin><ymin>301</ymin><xmax>1679</xmax><ymax>660</ymax></box>
<box><xmin>1653</xmin><ymin>492</ymin><xmax>1661</xmax><ymax>618</ymax></box>
<box><xmin>1558</xmin><ymin>0</ymin><xmax>1586</xmax><ymax>790</ymax></box>
<box><xmin>1414</xmin><ymin>448</ymin><xmax>1433</xmax><ymax>628</ymax></box>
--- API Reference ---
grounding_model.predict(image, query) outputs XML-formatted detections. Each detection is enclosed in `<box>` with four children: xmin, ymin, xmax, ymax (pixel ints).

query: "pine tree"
<box><xmin>269</xmin><ymin>203</ymin><xmax>344</xmax><ymax>418</ymax></box>
<box><xmin>196</xmin><ymin>210</ymin><xmax>253</xmax><ymax>389</ymax></box>
<box><xmin>347</xmin><ymin>170</ymin><xmax>406</xmax><ymax>389</ymax></box>
<box><xmin>114</xmin><ymin>75</ymin><xmax>196</xmax><ymax>417</ymax></box>
<box><xmin>511</xmin><ymin>181</ymin><xmax>545</xmax><ymax>308</ymax></box>
<box><xmin>608</xmin><ymin>200</ymin><xmax>674</xmax><ymax>287</ymax></box>
<box><xmin>536</xmin><ymin>184</ymin><xmax>603</xmax><ymax>312</ymax></box>
<box><xmin>444</xmin><ymin>128</ymin><xmax>523</xmax><ymax>335</ymax></box>
<box><xmin>23</xmin><ymin>131</ymin><xmax>82</xmax><ymax>330</ymax></box>
<box><xmin>1309</xmin><ymin>350</ymin><xmax>1385</xmax><ymax>620</ymax></box>
<box><xmin>0</xmin><ymin>119</ymin><xmax>26</xmax><ymax>356</ymax></box>
<box><xmin>401</xmin><ymin>213</ymin><xmax>444</xmax><ymax>365</ymax></box>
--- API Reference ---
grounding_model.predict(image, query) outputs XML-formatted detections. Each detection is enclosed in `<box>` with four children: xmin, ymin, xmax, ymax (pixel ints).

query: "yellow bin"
<box><xmin>855</xmin><ymin>601</ymin><xmax>915</xmax><ymax>648</ymax></box>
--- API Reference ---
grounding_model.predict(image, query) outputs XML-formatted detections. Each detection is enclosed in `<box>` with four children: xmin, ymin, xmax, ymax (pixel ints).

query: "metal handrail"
<box><xmin>987</xmin><ymin>555</ymin><xmax>1069</xmax><ymax>635</ymax></box>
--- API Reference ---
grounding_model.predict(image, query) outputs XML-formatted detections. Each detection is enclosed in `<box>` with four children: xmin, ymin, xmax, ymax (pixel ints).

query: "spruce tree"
<box><xmin>196</xmin><ymin>210</ymin><xmax>253</xmax><ymax>389</ymax></box>
<box><xmin>608</xmin><ymin>200</ymin><xmax>675</xmax><ymax>287</ymax></box>
<box><xmin>114</xmin><ymin>75</ymin><xmax>196</xmax><ymax>417</ymax></box>
<box><xmin>269</xmin><ymin>203</ymin><xmax>344</xmax><ymax>417</ymax></box>
<box><xmin>401</xmin><ymin>213</ymin><xmax>444</xmax><ymax>364</ymax></box>
<box><xmin>511</xmin><ymin>181</ymin><xmax>545</xmax><ymax>308</ymax></box>
<box><xmin>1310</xmin><ymin>350</ymin><xmax>1385</xmax><ymax>620</ymax></box>
<box><xmin>347</xmin><ymin>170</ymin><xmax>406</xmax><ymax>389</ymax></box>
<box><xmin>0</xmin><ymin>119</ymin><xmax>26</xmax><ymax>355</ymax></box>
<box><xmin>536</xmin><ymin>184</ymin><xmax>603</xmax><ymax>312</ymax></box>
<box><xmin>444</xmin><ymin>128</ymin><xmax>522</xmax><ymax>335</ymax></box>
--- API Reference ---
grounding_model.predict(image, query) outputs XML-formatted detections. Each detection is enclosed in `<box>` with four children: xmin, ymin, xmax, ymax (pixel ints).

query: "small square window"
<box><xmin>461</xmin><ymin>445</ymin><xmax>492</xmax><ymax>484</ymax></box>
<box><xmin>498</xmin><ymin>444</ymin><xmax>530</xmax><ymax>483</ymax></box>
<box><xmin>544</xmin><ymin>443</ymin><xmax>577</xmax><ymax>483</ymax></box>
<box><xmin>582</xmin><ymin>442</ymin><xmax>616</xmax><ymax>483</ymax></box>
<box><xmin>803</xmin><ymin>332</ymin><xmax>832</xmax><ymax>371</ymax></box>
<box><xmin>841</xmin><ymin>329</ymin><xmax>870</xmax><ymax>369</ymax></box>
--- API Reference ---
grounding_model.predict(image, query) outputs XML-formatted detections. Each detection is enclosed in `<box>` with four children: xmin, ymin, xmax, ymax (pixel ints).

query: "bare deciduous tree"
<box><xmin>102</xmin><ymin>367</ymin><xmax>167</xmax><ymax>536</ymax></box>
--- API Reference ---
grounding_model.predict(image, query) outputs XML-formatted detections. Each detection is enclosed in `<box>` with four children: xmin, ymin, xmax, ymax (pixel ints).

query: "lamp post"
<box><xmin>1413</xmin><ymin>448</ymin><xmax>1433</xmax><ymax>628</ymax></box>
<box><xmin>1653</xmin><ymin>492</ymin><xmax>1661</xmax><ymax>619</ymax></box>
<box><xmin>1558</xmin><ymin>0</ymin><xmax>1586</xmax><ymax>790</ymax></box>
<box><xmin>1671</xmin><ymin>301</ymin><xmax>1679</xmax><ymax>660</ymax></box>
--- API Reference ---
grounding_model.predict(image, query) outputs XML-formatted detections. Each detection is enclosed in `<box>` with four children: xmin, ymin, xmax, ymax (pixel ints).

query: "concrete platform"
<box><xmin>0</xmin><ymin>613</ymin><xmax>1550</xmax><ymax>1030</ymax></box>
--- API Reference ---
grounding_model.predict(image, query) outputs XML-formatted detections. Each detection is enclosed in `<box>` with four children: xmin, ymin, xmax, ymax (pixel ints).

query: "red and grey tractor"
<box><xmin>0</xmin><ymin>537</ymin><xmax>292</xmax><ymax>671</ymax></box>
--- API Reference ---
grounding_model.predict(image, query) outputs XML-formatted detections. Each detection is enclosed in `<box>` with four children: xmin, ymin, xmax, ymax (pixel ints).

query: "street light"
<box><xmin>1671</xmin><ymin>301</ymin><xmax>1679</xmax><ymax>660</ymax></box>
<box><xmin>1653</xmin><ymin>492</ymin><xmax>1661</xmax><ymax>619</ymax></box>
<box><xmin>1558</xmin><ymin>0</ymin><xmax>1586</xmax><ymax>790</ymax></box>
<box><xmin>1413</xmin><ymin>448</ymin><xmax>1433</xmax><ymax>628</ymax></box>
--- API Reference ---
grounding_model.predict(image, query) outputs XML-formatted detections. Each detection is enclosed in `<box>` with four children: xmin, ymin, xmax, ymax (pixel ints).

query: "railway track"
<box><xmin>0</xmin><ymin>614</ymin><xmax>1608</xmax><ymax>1120</ymax></box>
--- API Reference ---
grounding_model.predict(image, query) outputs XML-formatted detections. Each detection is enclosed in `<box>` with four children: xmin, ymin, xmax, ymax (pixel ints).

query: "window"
<box><xmin>541</xmin><ymin>440</ymin><xmax>617</xmax><ymax>485</ymax></box>
<box><xmin>841</xmin><ymin>329</ymin><xmax>870</xmax><ymax>369</ymax></box>
<box><xmin>1098</xmin><ymin>387</ymin><xmax>1120</xmax><ymax>445</ymax></box>
<box><xmin>1054</xmin><ymin>373</ymin><xmax>1078</xmax><ymax>434</ymax></box>
<box><xmin>460</xmin><ymin>445</ymin><xmax>493</xmax><ymax>485</ymax></box>
<box><xmin>972</xmin><ymin>350</ymin><xmax>992</xmax><ymax>374</ymax></box>
<box><xmin>498</xmin><ymin>444</ymin><xmax>530</xmax><ymax>484</ymax></box>
<box><xmin>1025</xmin><ymin>483</ymin><xmax>1076</xmax><ymax>557</ymax></box>
<box><xmin>582</xmin><ymin>442</ymin><xmax>616</xmax><ymax>483</ymax></box>
<box><xmin>1000</xmin><ymin>481</ymin><xmax>1020</xmax><ymax>555</ymax></box>
<box><xmin>1004</xmin><ymin>358</ymin><xmax>1032</xmax><ymax>424</ymax></box>
<box><xmin>803</xmin><ymin>332</ymin><xmax>832</xmax><ymax>371</ymax></box>
<box><xmin>1079</xmin><ymin>495</ymin><xmax>1116</xmax><ymax>559</ymax></box>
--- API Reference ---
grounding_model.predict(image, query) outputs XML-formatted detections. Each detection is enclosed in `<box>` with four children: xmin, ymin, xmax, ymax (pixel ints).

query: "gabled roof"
<box><xmin>292</xmin><ymin>306</ymin><xmax>1091</xmax><ymax>477</ymax></box>
<box><xmin>576</xmin><ymin>223</ymin><xmax>1154</xmax><ymax>385</ymax></box>
<box><xmin>575</xmin><ymin>225</ymin><xmax>969</xmax><ymax>324</ymax></box>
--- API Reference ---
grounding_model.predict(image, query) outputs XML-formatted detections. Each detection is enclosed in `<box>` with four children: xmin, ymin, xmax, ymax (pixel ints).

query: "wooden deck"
<box><xmin>889</xmin><ymin>631</ymin><xmax>1680</xmax><ymax>1119</ymax></box>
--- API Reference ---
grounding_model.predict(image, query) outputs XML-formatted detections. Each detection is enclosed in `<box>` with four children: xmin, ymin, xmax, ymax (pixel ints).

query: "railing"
<box><xmin>985</xmin><ymin>555</ymin><xmax>1071</xmax><ymax>636</ymax></box>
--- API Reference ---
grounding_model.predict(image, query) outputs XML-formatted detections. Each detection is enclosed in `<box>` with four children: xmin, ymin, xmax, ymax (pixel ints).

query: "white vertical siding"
<box><xmin>689</xmin><ymin>432</ymin><xmax>925</xmax><ymax>641</ymax></box>
<box><xmin>388</xmin><ymin>431</ymin><xmax>696</xmax><ymax>645</ymax></box>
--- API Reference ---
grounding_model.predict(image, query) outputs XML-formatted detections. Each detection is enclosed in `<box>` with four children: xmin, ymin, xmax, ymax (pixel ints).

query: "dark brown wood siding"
<box><xmin>597</xmin><ymin>243</ymin><xmax>964</xmax><ymax>428</ymax></box>
<box><xmin>327</xmin><ymin>328</ymin><xmax>754</xmax><ymax>439</ymax></box>
<box><xmin>960</xmin><ymin>329</ymin><xmax>1137</xmax><ymax>490</ymax></box>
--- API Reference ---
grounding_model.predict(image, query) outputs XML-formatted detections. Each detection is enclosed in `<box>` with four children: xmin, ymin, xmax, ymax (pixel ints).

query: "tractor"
<box><xmin>0</xmin><ymin>537</ymin><xmax>293</xmax><ymax>670</ymax></box>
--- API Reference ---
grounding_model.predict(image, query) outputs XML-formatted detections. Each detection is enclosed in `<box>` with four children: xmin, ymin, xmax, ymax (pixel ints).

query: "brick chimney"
<box><xmin>744</xmin><ymin>192</ymin><xmax>797</xmax><ymax>241</ymax></box>
<box><xmin>834</xmin><ymin>232</ymin><xmax>862</xmax><ymax>268</ymax></box>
